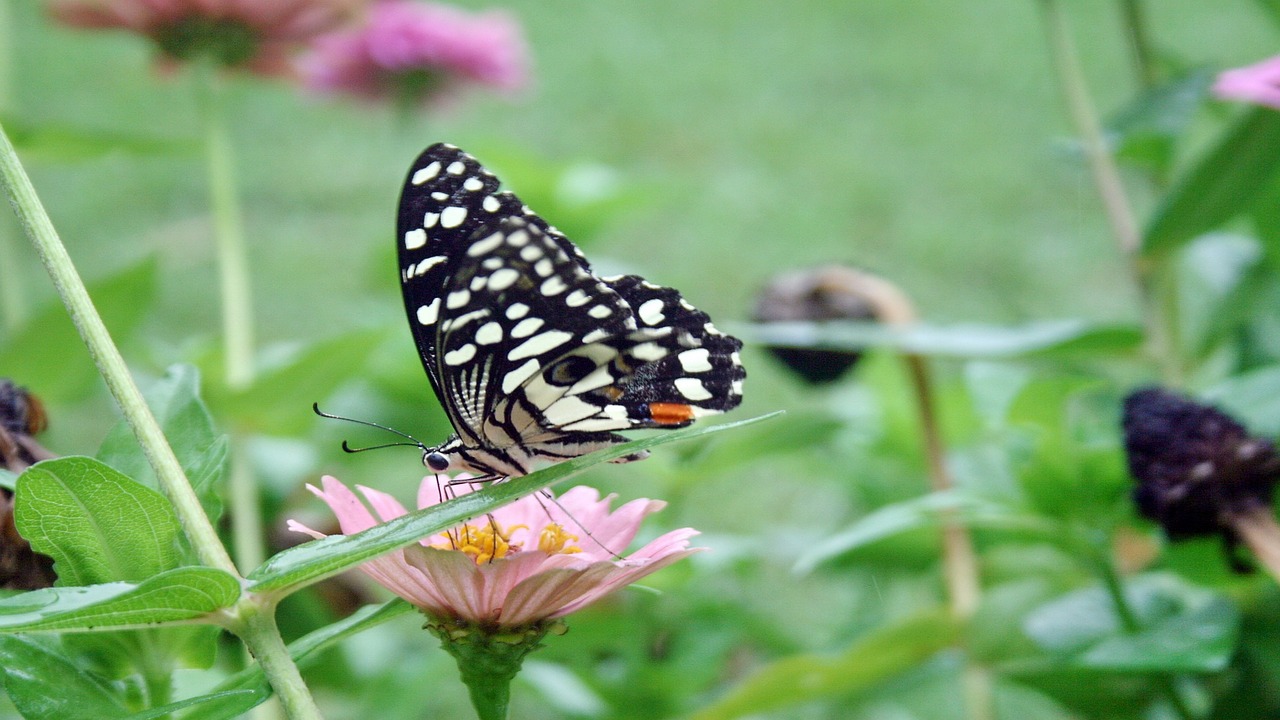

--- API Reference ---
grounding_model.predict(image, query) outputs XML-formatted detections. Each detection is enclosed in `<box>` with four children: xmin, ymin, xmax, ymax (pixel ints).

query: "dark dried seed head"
<box><xmin>752</xmin><ymin>266</ymin><xmax>909</xmax><ymax>384</ymax></box>
<box><xmin>1122</xmin><ymin>386</ymin><xmax>1280</xmax><ymax>550</ymax></box>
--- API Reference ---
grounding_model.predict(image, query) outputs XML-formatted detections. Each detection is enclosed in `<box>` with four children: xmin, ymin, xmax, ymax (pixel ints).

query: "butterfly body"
<box><xmin>397</xmin><ymin>143</ymin><xmax>744</xmax><ymax>478</ymax></box>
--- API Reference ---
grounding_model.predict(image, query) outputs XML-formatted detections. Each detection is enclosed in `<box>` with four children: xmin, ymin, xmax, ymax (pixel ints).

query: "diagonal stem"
<box><xmin>0</xmin><ymin>120</ymin><xmax>237</xmax><ymax>574</ymax></box>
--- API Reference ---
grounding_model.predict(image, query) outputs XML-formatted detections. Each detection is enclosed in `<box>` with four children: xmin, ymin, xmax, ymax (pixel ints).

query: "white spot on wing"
<box><xmin>511</xmin><ymin>317</ymin><xmax>544</xmax><ymax>338</ymax></box>
<box><xmin>475</xmin><ymin>322</ymin><xmax>503</xmax><ymax>345</ymax></box>
<box><xmin>431</xmin><ymin>192</ymin><xmax>448</xmax><ymax>201</ymax></box>
<box><xmin>581</xmin><ymin>328</ymin><xmax>610</xmax><ymax>343</ymax></box>
<box><xmin>541</xmin><ymin>276</ymin><xmax>568</xmax><ymax>296</ymax></box>
<box><xmin>588</xmin><ymin>305</ymin><xmax>612</xmax><ymax>319</ymax></box>
<box><xmin>506</xmin><ymin>302</ymin><xmax>529</xmax><ymax>319</ymax></box>
<box><xmin>423</xmin><ymin>212</ymin><xmax>439</xmax><ymax>228</ymax></box>
<box><xmin>509</xmin><ymin>330</ymin><xmax>573</xmax><ymax>360</ymax></box>
<box><xmin>446</xmin><ymin>289</ymin><xmax>471</xmax><ymax>309</ymax></box>
<box><xmin>412</xmin><ymin>255</ymin><xmax>446</xmax><ymax>277</ymax></box>
<box><xmin>520</xmin><ymin>245</ymin><xmax>541</xmax><ymax>261</ymax></box>
<box><xmin>440</xmin><ymin>206</ymin><xmax>467</xmax><ymax>229</ymax></box>
<box><xmin>468</xmin><ymin>231</ymin><xmax>506</xmax><ymax>257</ymax></box>
<box><xmin>534</xmin><ymin>258</ymin><xmax>553</xmax><ymax>277</ymax></box>
<box><xmin>678</xmin><ymin>348</ymin><xmax>712</xmax><ymax>373</ymax></box>
<box><xmin>483</xmin><ymin>195</ymin><xmax>501</xmax><ymax>212</ymax></box>
<box><xmin>543</xmin><ymin>396</ymin><xmax>599</xmax><ymax>425</ymax></box>
<box><xmin>630</xmin><ymin>342</ymin><xmax>667</xmax><ymax>362</ymax></box>
<box><xmin>416</xmin><ymin>299</ymin><xmax>441</xmax><ymax>326</ymax></box>
<box><xmin>446</xmin><ymin>161</ymin><xmax>465</xmax><ymax>175</ymax></box>
<box><xmin>565</xmin><ymin>289</ymin><xmax>591</xmax><ymax>307</ymax></box>
<box><xmin>411</xmin><ymin>162</ymin><xmax>440</xmax><ymax>184</ymax></box>
<box><xmin>444</xmin><ymin>344</ymin><xmax>477</xmax><ymax>366</ymax></box>
<box><xmin>488</xmin><ymin>268</ymin><xmax>519</xmax><ymax>291</ymax></box>
<box><xmin>502</xmin><ymin>358</ymin><xmax>541</xmax><ymax>394</ymax></box>
<box><xmin>674</xmin><ymin>377</ymin><xmax>713</xmax><ymax>401</ymax></box>
<box><xmin>638</xmin><ymin>298</ymin><xmax>666</xmax><ymax>325</ymax></box>
<box><xmin>463</xmin><ymin>177</ymin><xmax>484</xmax><ymax>191</ymax></box>
<box><xmin>404</xmin><ymin>228</ymin><xmax>427</xmax><ymax>250</ymax></box>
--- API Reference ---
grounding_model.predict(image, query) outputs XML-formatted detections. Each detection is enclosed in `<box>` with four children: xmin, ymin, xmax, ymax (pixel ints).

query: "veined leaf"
<box><xmin>0</xmin><ymin>567</ymin><xmax>239</xmax><ymax>632</ymax></box>
<box><xmin>16</xmin><ymin>457</ymin><xmax>184</xmax><ymax>585</ymax></box>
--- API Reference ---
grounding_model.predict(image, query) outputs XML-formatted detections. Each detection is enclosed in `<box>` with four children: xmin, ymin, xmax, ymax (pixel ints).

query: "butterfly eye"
<box><xmin>425</xmin><ymin>451</ymin><xmax>451</xmax><ymax>472</ymax></box>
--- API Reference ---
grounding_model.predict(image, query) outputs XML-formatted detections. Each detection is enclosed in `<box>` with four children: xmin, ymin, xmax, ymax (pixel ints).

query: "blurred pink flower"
<box><xmin>48</xmin><ymin>0</ymin><xmax>362</xmax><ymax>75</ymax></box>
<box><xmin>288</xmin><ymin>476</ymin><xmax>702</xmax><ymax>628</ymax></box>
<box><xmin>1213</xmin><ymin>55</ymin><xmax>1280</xmax><ymax>110</ymax></box>
<box><xmin>298</xmin><ymin>0</ymin><xmax>529</xmax><ymax>108</ymax></box>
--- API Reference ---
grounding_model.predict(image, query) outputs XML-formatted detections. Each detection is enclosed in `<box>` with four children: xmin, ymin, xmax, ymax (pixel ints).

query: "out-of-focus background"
<box><xmin>5</xmin><ymin>0</ymin><xmax>1280</xmax><ymax>718</ymax></box>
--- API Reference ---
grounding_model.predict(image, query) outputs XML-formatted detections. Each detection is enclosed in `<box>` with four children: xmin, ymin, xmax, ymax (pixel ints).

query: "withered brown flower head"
<box><xmin>0</xmin><ymin>381</ymin><xmax>57</xmax><ymax>590</ymax></box>
<box><xmin>752</xmin><ymin>265</ymin><xmax>910</xmax><ymax>384</ymax></box>
<box><xmin>1122</xmin><ymin>387</ymin><xmax>1280</xmax><ymax>551</ymax></box>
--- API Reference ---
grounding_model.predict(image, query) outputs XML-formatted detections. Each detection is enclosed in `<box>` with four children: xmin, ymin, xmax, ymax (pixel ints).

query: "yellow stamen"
<box><xmin>538</xmin><ymin>523</ymin><xmax>582</xmax><ymax>555</ymax></box>
<box><xmin>434</xmin><ymin>522</ymin><xmax>525</xmax><ymax>564</ymax></box>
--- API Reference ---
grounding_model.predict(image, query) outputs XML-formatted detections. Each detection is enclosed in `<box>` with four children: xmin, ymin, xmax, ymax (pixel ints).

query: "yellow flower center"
<box><xmin>538</xmin><ymin>523</ymin><xmax>582</xmax><ymax>555</ymax></box>
<box><xmin>433</xmin><ymin>520</ymin><xmax>581</xmax><ymax>564</ymax></box>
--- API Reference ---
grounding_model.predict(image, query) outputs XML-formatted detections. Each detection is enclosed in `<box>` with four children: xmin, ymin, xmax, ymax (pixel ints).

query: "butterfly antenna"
<box><xmin>313</xmin><ymin>403</ymin><xmax>430</xmax><ymax>453</ymax></box>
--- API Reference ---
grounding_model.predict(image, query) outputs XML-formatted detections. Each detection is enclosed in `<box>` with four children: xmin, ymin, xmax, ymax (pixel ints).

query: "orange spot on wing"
<box><xmin>648</xmin><ymin>402</ymin><xmax>696</xmax><ymax>425</ymax></box>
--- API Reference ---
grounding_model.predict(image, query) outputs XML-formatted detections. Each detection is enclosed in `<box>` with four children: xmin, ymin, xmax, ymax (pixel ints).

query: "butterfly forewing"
<box><xmin>397</xmin><ymin>143</ymin><xmax>745</xmax><ymax>477</ymax></box>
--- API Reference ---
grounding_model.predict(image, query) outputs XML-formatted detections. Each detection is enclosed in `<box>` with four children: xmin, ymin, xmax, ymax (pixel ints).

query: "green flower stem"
<box><xmin>1039</xmin><ymin>0</ymin><xmax>1180</xmax><ymax>384</ymax></box>
<box><xmin>231</xmin><ymin>438</ymin><xmax>266</xmax><ymax>572</ymax></box>
<box><xmin>1118</xmin><ymin>0</ymin><xmax>1158</xmax><ymax>90</ymax></box>
<box><xmin>427</xmin><ymin>618</ymin><xmax>562</xmax><ymax>720</ymax></box>
<box><xmin>237</xmin><ymin>599</ymin><xmax>325</xmax><ymax>720</ymax></box>
<box><xmin>192</xmin><ymin>65</ymin><xmax>267</xmax><ymax>586</ymax></box>
<box><xmin>0</xmin><ymin>120</ymin><xmax>238</xmax><ymax>575</ymax></box>
<box><xmin>1091</xmin><ymin>541</ymin><xmax>1195</xmax><ymax>720</ymax></box>
<box><xmin>195</xmin><ymin>66</ymin><xmax>255</xmax><ymax>391</ymax></box>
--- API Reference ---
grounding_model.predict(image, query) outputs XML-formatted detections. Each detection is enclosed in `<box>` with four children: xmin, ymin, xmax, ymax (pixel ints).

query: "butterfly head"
<box><xmin>424</xmin><ymin>448</ymin><xmax>452</xmax><ymax>473</ymax></box>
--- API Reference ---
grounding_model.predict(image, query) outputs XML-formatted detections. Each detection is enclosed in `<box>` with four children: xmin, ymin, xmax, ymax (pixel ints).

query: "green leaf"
<box><xmin>0</xmin><ymin>567</ymin><xmax>239</xmax><ymax>632</ymax></box>
<box><xmin>1144</xmin><ymin>107</ymin><xmax>1280</xmax><ymax>256</ymax></box>
<box><xmin>1023</xmin><ymin>573</ymin><xmax>1239</xmax><ymax>672</ymax></box>
<box><xmin>248</xmin><ymin>413</ymin><xmax>779</xmax><ymax>594</ymax></box>
<box><xmin>687</xmin><ymin>612</ymin><xmax>959</xmax><ymax>720</ymax></box>
<box><xmin>2</xmin><ymin>114</ymin><xmax>196</xmax><ymax>162</ymax></box>
<box><xmin>794</xmin><ymin>490</ymin><xmax>1053</xmax><ymax>574</ymax></box>
<box><xmin>0</xmin><ymin>259</ymin><xmax>156</xmax><ymax>401</ymax></box>
<box><xmin>738</xmin><ymin>319</ymin><xmax>1142</xmax><ymax>359</ymax></box>
<box><xmin>206</xmin><ymin>328</ymin><xmax>389</xmax><ymax>435</ymax></box>
<box><xmin>97</xmin><ymin>365</ymin><xmax>227</xmax><ymax>522</ymax></box>
<box><xmin>0</xmin><ymin>635</ymin><xmax>130</xmax><ymax>719</ymax></box>
<box><xmin>1203</xmin><ymin>365</ymin><xmax>1280</xmax><ymax>437</ymax></box>
<box><xmin>1107</xmin><ymin>69</ymin><xmax>1213</xmax><ymax>175</ymax></box>
<box><xmin>123</xmin><ymin>691</ymin><xmax>260</xmax><ymax>720</ymax></box>
<box><xmin>1176</xmin><ymin>233</ymin><xmax>1264</xmax><ymax>357</ymax></box>
<box><xmin>16</xmin><ymin>457</ymin><xmax>184</xmax><ymax>584</ymax></box>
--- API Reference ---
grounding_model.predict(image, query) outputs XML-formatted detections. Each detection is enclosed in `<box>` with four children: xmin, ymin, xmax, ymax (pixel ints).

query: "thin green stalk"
<box><xmin>192</xmin><ymin>66</ymin><xmax>267</xmax><ymax>590</ymax></box>
<box><xmin>1040</xmin><ymin>0</ymin><xmax>1181</xmax><ymax>385</ymax></box>
<box><xmin>231</xmin><ymin>439</ymin><xmax>266</xmax><ymax>573</ymax></box>
<box><xmin>237</xmin><ymin>600</ymin><xmax>325</xmax><ymax>720</ymax></box>
<box><xmin>1092</xmin><ymin>545</ymin><xmax>1195</xmax><ymax>720</ymax></box>
<box><xmin>1119</xmin><ymin>0</ymin><xmax>1158</xmax><ymax>90</ymax></box>
<box><xmin>195</xmin><ymin>66</ymin><xmax>255</xmax><ymax>391</ymax></box>
<box><xmin>0</xmin><ymin>120</ymin><xmax>238</xmax><ymax>574</ymax></box>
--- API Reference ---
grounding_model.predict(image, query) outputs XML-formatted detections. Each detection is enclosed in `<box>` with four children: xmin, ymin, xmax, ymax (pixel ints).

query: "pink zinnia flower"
<box><xmin>298</xmin><ymin>1</ymin><xmax>529</xmax><ymax>108</ymax></box>
<box><xmin>287</xmin><ymin>476</ymin><xmax>702</xmax><ymax>628</ymax></box>
<box><xmin>1213</xmin><ymin>55</ymin><xmax>1280</xmax><ymax>111</ymax></box>
<box><xmin>48</xmin><ymin>0</ymin><xmax>363</xmax><ymax>75</ymax></box>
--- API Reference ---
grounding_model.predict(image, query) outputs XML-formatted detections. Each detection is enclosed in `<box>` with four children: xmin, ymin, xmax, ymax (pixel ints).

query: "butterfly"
<box><xmin>396</xmin><ymin>143</ymin><xmax>745</xmax><ymax>480</ymax></box>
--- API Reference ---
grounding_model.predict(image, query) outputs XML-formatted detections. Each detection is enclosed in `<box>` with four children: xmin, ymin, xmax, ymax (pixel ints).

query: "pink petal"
<box><xmin>305</xmin><ymin>476</ymin><xmax>379</xmax><ymax>535</ymax></box>
<box><xmin>355</xmin><ymin>484</ymin><xmax>410</xmax><ymax>523</ymax></box>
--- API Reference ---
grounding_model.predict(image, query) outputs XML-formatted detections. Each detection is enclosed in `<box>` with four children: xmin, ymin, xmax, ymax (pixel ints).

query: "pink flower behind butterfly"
<box><xmin>48</xmin><ymin>0</ymin><xmax>362</xmax><ymax>76</ymax></box>
<box><xmin>298</xmin><ymin>0</ymin><xmax>529</xmax><ymax>108</ymax></box>
<box><xmin>287</xmin><ymin>476</ymin><xmax>701</xmax><ymax>627</ymax></box>
<box><xmin>1213</xmin><ymin>55</ymin><xmax>1280</xmax><ymax>110</ymax></box>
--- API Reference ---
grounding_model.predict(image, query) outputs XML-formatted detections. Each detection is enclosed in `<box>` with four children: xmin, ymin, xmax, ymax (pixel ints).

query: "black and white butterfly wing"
<box><xmin>397</xmin><ymin>143</ymin><xmax>745</xmax><ymax>475</ymax></box>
